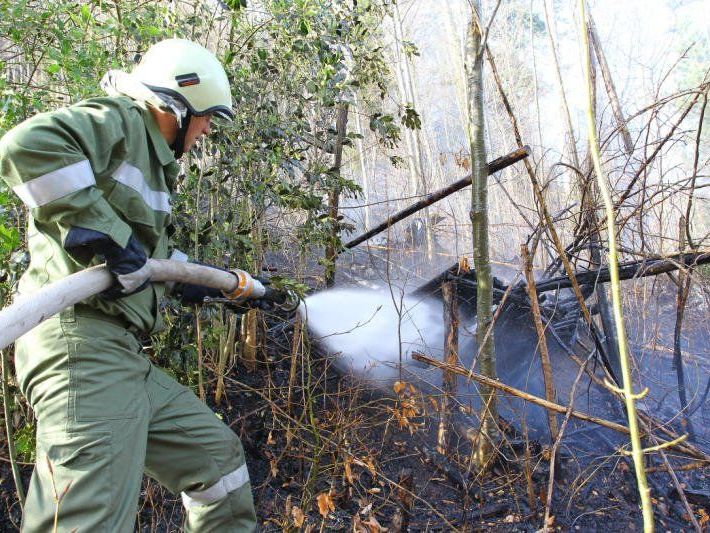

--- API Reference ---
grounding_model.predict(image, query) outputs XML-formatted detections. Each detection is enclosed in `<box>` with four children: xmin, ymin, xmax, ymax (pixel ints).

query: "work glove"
<box><xmin>64</xmin><ymin>227</ymin><xmax>151</xmax><ymax>298</ymax></box>
<box><xmin>176</xmin><ymin>262</ymin><xmax>242</xmax><ymax>308</ymax></box>
<box><xmin>178</xmin><ymin>270</ymin><xmax>223</xmax><ymax>305</ymax></box>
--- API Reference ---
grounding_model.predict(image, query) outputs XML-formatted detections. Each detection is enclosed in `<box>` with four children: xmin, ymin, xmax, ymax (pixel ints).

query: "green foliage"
<box><xmin>402</xmin><ymin>40</ymin><xmax>420</xmax><ymax>58</ymax></box>
<box><xmin>401</xmin><ymin>104</ymin><xmax>422</xmax><ymax>130</ymax></box>
<box><xmin>225</xmin><ymin>0</ymin><xmax>248</xmax><ymax>11</ymax></box>
<box><xmin>369</xmin><ymin>113</ymin><xmax>401</xmax><ymax>147</ymax></box>
<box><xmin>0</xmin><ymin>0</ymin><xmax>173</xmax><ymax>134</ymax></box>
<box><xmin>13</xmin><ymin>422</ymin><xmax>36</xmax><ymax>463</ymax></box>
<box><xmin>268</xmin><ymin>275</ymin><xmax>309</xmax><ymax>300</ymax></box>
<box><xmin>0</xmin><ymin>191</ymin><xmax>19</xmax><ymax>260</ymax></box>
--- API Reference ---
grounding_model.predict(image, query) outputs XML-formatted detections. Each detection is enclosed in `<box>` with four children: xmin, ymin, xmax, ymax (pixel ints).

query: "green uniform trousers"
<box><xmin>15</xmin><ymin>309</ymin><xmax>257</xmax><ymax>532</ymax></box>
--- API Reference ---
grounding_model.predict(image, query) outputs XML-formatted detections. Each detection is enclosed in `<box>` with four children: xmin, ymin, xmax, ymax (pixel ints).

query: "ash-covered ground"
<box><xmin>1</xmin><ymin>245</ymin><xmax>708</xmax><ymax>531</ymax></box>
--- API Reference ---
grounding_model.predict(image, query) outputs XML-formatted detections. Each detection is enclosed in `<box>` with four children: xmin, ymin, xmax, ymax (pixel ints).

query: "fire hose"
<box><xmin>0</xmin><ymin>259</ymin><xmax>298</xmax><ymax>350</ymax></box>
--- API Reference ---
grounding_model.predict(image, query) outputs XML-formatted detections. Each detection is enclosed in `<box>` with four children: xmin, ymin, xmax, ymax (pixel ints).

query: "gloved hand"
<box><xmin>178</xmin><ymin>275</ymin><xmax>223</xmax><ymax>305</ymax></box>
<box><xmin>176</xmin><ymin>264</ymin><xmax>275</xmax><ymax>313</ymax></box>
<box><xmin>64</xmin><ymin>227</ymin><xmax>151</xmax><ymax>298</ymax></box>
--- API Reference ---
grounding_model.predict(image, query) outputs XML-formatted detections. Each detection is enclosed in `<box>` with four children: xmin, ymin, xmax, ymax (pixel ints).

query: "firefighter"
<box><xmin>0</xmin><ymin>39</ymin><xmax>257</xmax><ymax>531</ymax></box>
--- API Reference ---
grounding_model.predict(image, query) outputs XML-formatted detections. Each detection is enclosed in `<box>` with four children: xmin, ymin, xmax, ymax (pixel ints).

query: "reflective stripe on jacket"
<box><xmin>0</xmin><ymin>96</ymin><xmax>179</xmax><ymax>333</ymax></box>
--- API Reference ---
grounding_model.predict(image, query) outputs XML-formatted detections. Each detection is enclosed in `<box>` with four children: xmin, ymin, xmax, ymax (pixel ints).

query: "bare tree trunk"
<box><xmin>587</xmin><ymin>10</ymin><xmax>634</xmax><ymax>154</ymax></box>
<box><xmin>583</xmin><ymin>30</ymin><xmax>622</xmax><ymax>378</ymax></box>
<box><xmin>673</xmin><ymin>217</ymin><xmax>695</xmax><ymax>440</ymax></box>
<box><xmin>465</xmin><ymin>1</ymin><xmax>498</xmax><ymax>468</ymax></box>
<box><xmin>353</xmin><ymin>95</ymin><xmax>371</xmax><ymax>229</ymax></box>
<box><xmin>438</xmin><ymin>279</ymin><xmax>459</xmax><ymax>454</ymax></box>
<box><xmin>391</xmin><ymin>2</ymin><xmax>433</xmax><ymax>256</ymax></box>
<box><xmin>324</xmin><ymin>103</ymin><xmax>350</xmax><ymax>287</ymax></box>
<box><xmin>543</xmin><ymin>0</ymin><xmax>581</xmax><ymax>174</ymax></box>
<box><xmin>522</xmin><ymin>244</ymin><xmax>559</xmax><ymax>442</ymax></box>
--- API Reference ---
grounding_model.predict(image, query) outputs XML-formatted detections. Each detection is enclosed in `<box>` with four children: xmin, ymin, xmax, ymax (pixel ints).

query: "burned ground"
<box><xmin>1</xmin><ymin>259</ymin><xmax>708</xmax><ymax>531</ymax></box>
<box><xmin>0</xmin><ymin>328</ymin><xmax>707</xmax><ymax>531</ymax></box>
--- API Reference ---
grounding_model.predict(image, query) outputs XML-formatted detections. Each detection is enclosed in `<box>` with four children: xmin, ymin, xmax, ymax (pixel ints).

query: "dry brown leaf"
<box><xmin>292</xmin><ymin>506</ymin><xmax>306</xmax><ymax>527</ymax></box>
<box><xmin>359</xmin><ymin>502</ymin><xmax>373</xmax><ymax>516</ymax></box>
<box><xmin>541</xmin><ymin>446</ymin><xmax>551</xmax><ymax>462</ymax></box>
<box><xmin>458</xmin><ymin>256</ymin><xmax>470</xmax><ymax>274</ymax></box>
<box><xmin>352</xmin><ymin>515</ymin><xmax>367</xmax><ymax>533</ymax></box>
<box><xmin>698</xmin><ymin>507</ymin><xmax>709</xmax><ymax>527</ymax></box>
<box><xmin>316</xmin><ymin>492</ymin><xmax>335</xmax><ymax>517</ymax></box>
<box><xmin>393</xmin><ymin>381</ymin><xmax>406</xmax><ymax>395</ymax></box>
<box><xmin>354</xmin><ymin>456</ymin><xmax>378</xmax><ymax>477</ymax></box>
<box><xmin>270</xmin><ymin>458</ymin><xmax>278</xmax><ymax>477</ymax></box>
<box><xmin>362</xmin><ymin>515</ymin><xmax>387</xmax><ymax>532</ymax></box>
<box><xmin>267</xmin><ymin>431</ymin><xmax>275</xmax><ymax>445</ymax></box>
<box><xmin>344</xmin><ymin>455</ymin><xmax>354</xmax><ymax>485</ymax></box>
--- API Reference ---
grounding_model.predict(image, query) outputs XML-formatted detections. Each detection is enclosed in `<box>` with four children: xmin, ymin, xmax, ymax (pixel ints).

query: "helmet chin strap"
<box><xmin>170</xmin><ymin>109</ymin><xmax>192</xmax><ymax>159</ymax></box>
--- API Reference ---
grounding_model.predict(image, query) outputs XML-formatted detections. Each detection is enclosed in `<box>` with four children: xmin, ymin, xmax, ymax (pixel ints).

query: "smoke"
<box><xmin>302</xmin><ymin>288</ymin><xmax>446</xmax><ymax>389</ymax></box>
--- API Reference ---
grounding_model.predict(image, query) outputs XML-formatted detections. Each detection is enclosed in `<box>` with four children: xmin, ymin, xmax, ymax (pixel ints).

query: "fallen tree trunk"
<box><xmin>342</xmin><ymin>146</ymin><xmax>530</xmax><ymax>250</ymax></box>
<box><xmin>531</xmin><ymin>250</ymin><xmax>710</xmax><ymax>294</ymax></box>
<box><xmin>0</xmin><ymin>260</ymin><xmax>252</xmax><ymax>350</ymax></box>
<box><xmin>423</xmin><ymin>250</ymin><xmax>710</xmax><ymax>305</ymax></box>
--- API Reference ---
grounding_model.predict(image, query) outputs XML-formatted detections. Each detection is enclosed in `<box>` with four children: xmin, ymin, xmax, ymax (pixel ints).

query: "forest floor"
<box><xmin>0</xmin><ymin>252</ymin><xmax>709</xmax><ymax>531</ymax></box>
<box><xmin>1</xmin><ymin>317</ymin><xmax>708</xmax><ymax>532</ymax></box>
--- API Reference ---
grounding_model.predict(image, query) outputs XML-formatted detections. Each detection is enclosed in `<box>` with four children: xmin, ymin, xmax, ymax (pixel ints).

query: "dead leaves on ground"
<box><xmin>316</xmin><ymin>491</ymin><xmax>335</xmax><ymax>517</ymax></box>
<box><xmin>352</xmin><ymin>514</ymin><xmax>387</xmax><ymax>532</ymax></box>
<box><xmin>291</xmin><ymin>505</ymin><xmax>306</xmax><ymax>527</ymax></box>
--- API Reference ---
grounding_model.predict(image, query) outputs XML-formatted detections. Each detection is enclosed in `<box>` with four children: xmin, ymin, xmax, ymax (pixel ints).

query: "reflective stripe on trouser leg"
<box><xmin>181</xmin><ymin>463</ymin><xmax>250</xmax><ymax>508</ymax></box>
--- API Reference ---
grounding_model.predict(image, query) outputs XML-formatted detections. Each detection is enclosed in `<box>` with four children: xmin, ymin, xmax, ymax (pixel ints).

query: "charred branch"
<box><xmin>342</xmin><ymin>147</ymin><xmax>530</xmax><ymax>250</ymax></box>
<box><xmin>531</xmin><ymin>250</ymin><xmax>710</xmax><ymax>294</ymax></box>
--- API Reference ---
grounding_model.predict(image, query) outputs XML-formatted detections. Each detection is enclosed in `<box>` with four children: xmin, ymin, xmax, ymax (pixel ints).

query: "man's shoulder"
<box><xmin>0</xmin><ymin>96</ymin><xmax>147</xmax><ymax>157</ymax></box>
<box><xmin>66</xmin><ymin>96</ymin><xmax>145</xmax><ymax>123</ymax></box>
<box><xmin>4</xmin><ymin>96</ymin><xmax>144</xmax><ymax>135</ymax></box>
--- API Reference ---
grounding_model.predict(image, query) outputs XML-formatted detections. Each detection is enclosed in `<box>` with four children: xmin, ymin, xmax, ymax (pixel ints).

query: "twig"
<box><xmin>287</xmin><ymin>314</ymin><xmax>303</xmax><ymax>416</ymax></box>
<box><xmin>1</xmin><ymin>349</ymin><xmax>25</xmax><ymax>506</ymax></box>
<box><xmin>195</xmin><ymin>307</ymin><xmax>205</xmax><ymax>402</ymax></box>
<box><xmin>521</xmin><ymin>244</ymin><xmax>559</xmax><ymax>441</ymax></box>
<box><xmin>226</xmin><ymin>375</ymin><xmax>460</xmax><ymax>530</ymax></box>
<box><xmin>438</xmin><ymin>278</ymin><xmax>459</xmax><ymax>454</ymax></box>
<box><xmin>343</xmin><ymin>147</ymin><xmax>529</xmax><ymax>249</ymax></box>
<box><xmin>642</xmin><ymin>418</ymin><xmax>702</xmax><ymax>532</ymax></box>
<box><xmin>413</xmin><ymin>351</ymin><xmax>709</xmax><ymax>468</ymax></box>
<box><xmin>579</xmin><ymin>3</ymin><xmax>653</xmax><ymax>529</ymax></box>
<box><xmin>646</xmin><ymin>460</ymin><xmax>708</xmax><ymax>473</ymax></box>
<box><xmin>672</xmin><ymin>219</ymin><xmax>695</xmax><ymax>439</ymax></box>
<box><xmin>413</xmin><ymin>353</ymin><xmax>629</xmax><ymax>435</ymax></box>
<box><xmin>543</xmin><ymin>352</ymin><xmax>593</xmax><ymax>532</ymax></box>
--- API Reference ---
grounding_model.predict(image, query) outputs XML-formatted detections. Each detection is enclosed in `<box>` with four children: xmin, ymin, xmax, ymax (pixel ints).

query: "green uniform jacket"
<box><xmin>0</xmin><ymin>96</ymin><xmax>180</xmax><ymax>333</ymax></box>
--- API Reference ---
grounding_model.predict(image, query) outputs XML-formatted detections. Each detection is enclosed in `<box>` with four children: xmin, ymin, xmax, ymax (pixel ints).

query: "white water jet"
<box><xmin>302</xmin><ymin>288</ymin><xmax>445</xmax><ymax>389</ymax></box>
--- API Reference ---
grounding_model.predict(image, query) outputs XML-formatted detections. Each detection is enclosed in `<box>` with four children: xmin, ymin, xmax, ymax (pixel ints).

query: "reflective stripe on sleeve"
<box><xmin>181</xmin><ymin>463</ymin><xmax>250</xmax><ymax>509</ymax></box>
<box><xmin>12</xmin><ymin>160</ymin><xmax>96</xmax><ymax>208</ymax></box>
<box><xmin>112</xmin><ymin>161</ymin><xmax>171</xmax><ymax>213</ymax></box>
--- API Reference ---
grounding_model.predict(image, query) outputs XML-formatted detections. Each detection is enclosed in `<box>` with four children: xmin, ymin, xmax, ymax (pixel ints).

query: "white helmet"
<box><xmin>132</xmin><ymin>38</ymin><xmax>233</xmax><ymax>120</ymax></box>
